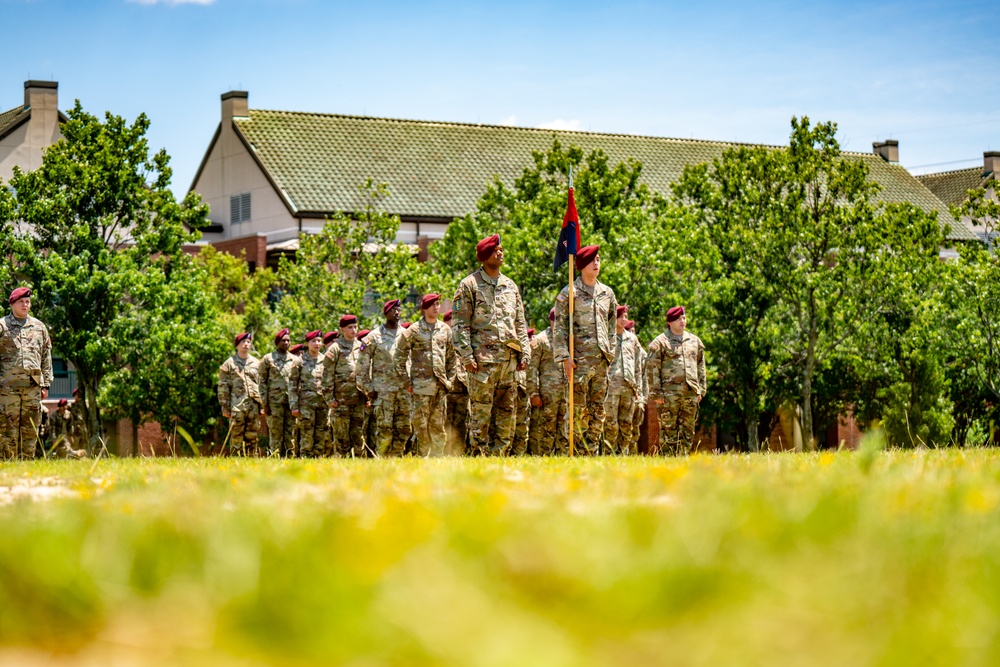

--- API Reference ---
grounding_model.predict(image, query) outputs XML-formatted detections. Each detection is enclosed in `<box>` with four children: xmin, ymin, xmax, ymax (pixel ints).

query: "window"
<box><xmin>230</xmin><ymin>192</ymin><xmax>251</xmax><ymax>224</ymax></box>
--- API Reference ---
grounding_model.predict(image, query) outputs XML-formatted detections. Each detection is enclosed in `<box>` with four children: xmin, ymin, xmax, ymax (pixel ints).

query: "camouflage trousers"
<box><xmin>266</xmin><ymin>402</ymin><xmax>296</xmax><ymax>457</ymax></box>
<box><xmin>631</xmin><ymin>403</ymin><xmax>645</xmax><ymax>453</ymax></box>
<box><xmin>603</xmin><ymin>389</ymin><xmax>636</xmax><ymax>455</ymax></box>
<box><xmin>362</xmin><ymin>403</ymin><xmax>377</xmax><ymax>457</ymax></box>
<box><xmin>410</xmin><ymin>384</ymin><xmax>448</xmax><ymax>457</ymax></box>
<box><xmin>511</xmin><ymin>385</ymin><xmax>530</xmax><ymax>455</ymax></box>
<box><xmin>298</xmin><ymin>404</ymin><xmax>328</xmax><ymax>458</ymax></box>
<box><xmin>228</xmin><ymin>407</ymin><xmax>260</xmax><ymax>456</ymax></box>
<box><xmin>445</xmin><ymin>386</ymin><xmax>469</xmax><ymax>456</ymax></box>
<box><xmin>562</xmin><ymin>357</ymin><xmax>610</xmax><ymax>456</ymax></box>
<box><xmin>528</xmin><ymin>391</ymin><xmax>568</xmax><ymax>456</ymax></box>
<box><xmin>655</xmin><ymin>383</ymin><xmax>700</xmax><ymax>456</ymax></box>
<box><xmin>466</xmin><ymin>352</ymin><xmax>518</xmax><ymax>456</ymax></box>
<box><xmin>374</xmin><ymin>391</ymin><xmax>412</xmax><ymax>457</ymax></box>
<box><xmin>0</xmin><ymin>385</ymin><xmax>42</xmax><ymax>461</ymax></box>
<box><xmin>330</xmin><ymin>400</ymin><xmax>368</xmax><ymax>457</ymax></box>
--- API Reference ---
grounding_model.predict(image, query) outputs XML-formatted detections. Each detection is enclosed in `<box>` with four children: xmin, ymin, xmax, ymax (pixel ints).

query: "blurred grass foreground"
<box><xmin>2</xmin><ymin>445</ymin><xmax>1000</xmax><ymax>666</ymax></box>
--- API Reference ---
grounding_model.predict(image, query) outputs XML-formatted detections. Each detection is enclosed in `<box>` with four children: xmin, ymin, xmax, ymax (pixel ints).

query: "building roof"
<box><xmin>0</xmin><ymin>104</ymin><xmax>28</xmax><ymax>139</ymax></box>
<box><xmin>916</xmin><ymin>167</ymin><xmax>989</xmax><ymax>209</ymax></box>
<box><xmin>226</xmin><ymin>109</ymin><xmax>972</xmax><ymax>241</ymax></box>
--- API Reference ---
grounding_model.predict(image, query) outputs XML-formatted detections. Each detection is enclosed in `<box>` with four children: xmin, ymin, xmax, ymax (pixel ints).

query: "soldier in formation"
<box><xmin>442</xmin><ymin>309</ymin><xmax>469</xmax><ymax>455</ymax></box>
<box><xmin>218</xmin><ymin>332</ymin><xmax>263</xmax><ymax>456</ymax></box>
<box><xmin>326</xmin><ymin>315</ymin><xmax>367</xmax><ymax>457</ymax></box>
<box><xmin>289</xmin><ymin>330</ymin><xmax>327</xmax><ymax>457</ymax></box>
<box><xmin>258</xmin><ymin>328</ymin><xmax>299</xmax><ymax>457</ymax></box>
<box><xmin>452</xmin><ymin>234</ymin><xmax>530</xmax><ymax>456</ymax></box>
<box><xmin>394</xmin><ymin>293</ymin><xmax>457</xmax><ymax>457</ymax></box>
<box><xmin>528</xmin><ymin>308</ymin><xmax>568</xmax><ymax>455</ymax></box>
<box><xmin>358</xmin><ymin>300</ymin><xmax>411</xmax><ymax>457</ymax></box>
<box><xmin>604</xmin><ymin>305</ymin><xmax>643</xmax><ymax>454</ymax></box>
<box><xmin>646</xmin><ymin>306</ymin><xmax>707</xmax><ymax>455</ymax></box>
<box><xmin>0</xmin><ymin>287</ymin><xmax>54</xmax><ymax>461</ymax></box>
<box><xmin>47</xmin><ymin>398</ymin><xmax>86</xmax><ymax>459</ymax></box>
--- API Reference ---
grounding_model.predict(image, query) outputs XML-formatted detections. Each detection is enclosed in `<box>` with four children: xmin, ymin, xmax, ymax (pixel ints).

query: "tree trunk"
<box><xmin>747</xmin><ymin>414</ymin><xmax>760</xmax><ymax>453</ymax></box>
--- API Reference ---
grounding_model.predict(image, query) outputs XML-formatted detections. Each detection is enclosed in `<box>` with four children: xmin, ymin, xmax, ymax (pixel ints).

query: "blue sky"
<box><xmin>3</xmin><ymin>0</ymin><xmax>998</xmax><ymax>197</ymax></box>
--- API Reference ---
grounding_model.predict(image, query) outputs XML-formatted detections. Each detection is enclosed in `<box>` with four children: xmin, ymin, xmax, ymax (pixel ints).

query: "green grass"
<box><xmin>2</xmin><ymin>445</ymin><xmax>1000</xmax><ymax>666</ymax></box>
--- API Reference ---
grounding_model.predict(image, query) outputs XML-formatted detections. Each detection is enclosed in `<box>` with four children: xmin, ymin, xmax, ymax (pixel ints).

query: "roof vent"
<box><xmin>985</xmin><ymin>151</ymin><xmax>1000</xmax><ymax>176</ymax></box>
<box><xmin>873</xmin><ymin>140</ymin><xmax>899</xmax><ymax>163</ymax></box>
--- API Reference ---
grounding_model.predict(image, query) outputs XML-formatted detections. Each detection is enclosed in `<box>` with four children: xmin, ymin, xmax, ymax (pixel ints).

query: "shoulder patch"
<box><xmin>556</xmin><ymin>293</ymin><xmax>566</xmax><ymax>303</ymax></box>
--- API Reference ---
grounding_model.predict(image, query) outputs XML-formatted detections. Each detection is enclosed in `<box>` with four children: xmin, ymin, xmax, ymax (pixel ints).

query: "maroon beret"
<box><xmin>401</xmin><ymin>321</ymin><xmax>411</xmax><ymax>329</ymax></box>
<box><xmin>339</xmin><ymin>314</ymin><xmax>358</xmax><ymax>328</ymax></box>
<box><xmin>576</xmin><ymin>245</ymin><xmax>600</xmax><ymax>271</ymax></box>
<box><xmin>305</xmin><ymin>330</ymin><xmax>322</xmax><ymax>342</ymax></box>
<box><xmin>72</xmin><ymin>388</ymin><xmax>79</xmax><ymax>397</ymax></box>
<box><xmin>273</xmin><ymin>328</ymin><xmax>290</xmax><ymax>344</ymax></box>
<box><xmin>667</xmin><ymin>306</ymin><xmax>685</xmax><ymax>322</ymax></box>
<box><xmin>57</xmin><ymin>398</ymin><xmax>68</xmax><ymax>407</ymax></box>
<box><xmin>549</xmin><ymin>307</ymin><xmax>556</xmax><ymax>322</ymax></box>
<box><xmin>527</xmin><ymin>328</ymin><xmax>535</xmax><ymax>338</ymax></box>
<box><xmin>323</xmin><ymin>331</ymin><xmax>338</xmax><ymax>345</ymax></box>
<box><xmin>358</xmin><ymin>329</ymin><xmax>371</xmax><ymax>340</ymax></box>
<box><xmin>625</xmin><ymin>320</ymin><xmax>636</xmax><ymax>332</ymax></box>
<box><xmin>383</xmin><ymin>299</ymin><xmax>401</xmax><ymax>315</ymax></box>
<box><xmin>476</xmin><ymin>234</ymin><xmax>501</xmax><ymax>263</ymax></box>
<box><xmin>234</xmin><ymin>332</ymin><xmax>252</xmax><ymax>347</ymax></box>
<box><xmin>442</xmin><ymin>309</ymin><xmax>453</xmax><ymax>322</ymax></box>
<box><xmin>616</xmin><ymin>305</ymin><xmax>629</xmax><ymax>318</ymax></box>
<box><xmin>421</xmin><ymin>293</ymin><xmax>441</xmax><ymax>310</ymax></box>
<box><xmin>289</xmin><ymin>344</ymin><xmax>304</xmax><ymax>354</ymax></box>
<box><xmin>8</xmin><ymin>287</ymin><xmax>31</xmax><ymax>305</ymax></box>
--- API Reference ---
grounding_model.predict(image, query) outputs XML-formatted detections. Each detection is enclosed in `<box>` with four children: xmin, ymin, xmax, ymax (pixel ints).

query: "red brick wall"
<box><xmin>114</xmin><ymin>420</ymin><xmax>167</xmax><ymax>457</ymax></box>
<box><xmin>212</xmin><ymin>235</ymin><xmax>267</xmax><ymax>269</ymax></box>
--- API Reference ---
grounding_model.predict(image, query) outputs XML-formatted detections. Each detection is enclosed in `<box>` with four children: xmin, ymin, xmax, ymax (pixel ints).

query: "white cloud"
<box><xmin>127</xmin><ymin>0</ymin><xmax>216</xmax><ymax>5</ymax></box>
<box><xmin>537</xmin><ymin>118</ymin><xmax>582</xmax><ymax>131</ymax></box>
<box><xmin>498</xmin><ymin>115</ymin><xmax>517</xmax><ymax>126</ymax></box>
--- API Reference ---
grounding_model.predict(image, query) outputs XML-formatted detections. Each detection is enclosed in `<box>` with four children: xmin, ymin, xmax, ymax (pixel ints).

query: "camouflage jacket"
<box><xmin>323</xmin><ymin>337</ymin><xmax>363</xmax><ymax>405</ymax></box>
<box><xmin>452</xmin><ymin>268</ymin><xmax>530</xmax><ymax>367</ymax></box>
<box><xmin>636</xmin><ymin>341</ymin><xmax>649</xmax><ymax>404</ymax></box>
<box><xmin>553</xmin><ymin>278</ymin><xmax>618</xmax><ymax>364</ymax></box>
<box><xmin>51</xmin><ymin>409</ymin><xmax>73</xmax><ymax>441</ymax></box>
<box><xmin>647</xmin><ymin>330</ymin><xmax>707</xmax><ymax>398</ymax></box>
<box><xmin>258</xmin><ymin>351</ymin><xmax>300</xmax><ymax>410</ymax></box>
<box><xmin>394</xmin><ymin>318</ymin><xmax>457</xmax><ymax>395</ymax></box>
<box><xmin>607</xmin><ymin>330</ymin><xmax>644</xmax><ymax>395</ymax></box>
<box><xmin>357</xmin><ymin>324</ymin><xmax>406</xmax><ymax>396</ymax></box>
<box><xmin>288</xmin><ymin>352</ymin><xmax>327</xmax><ymax>411</ymax></box>
<box><xmin>527</xmin><ymin>328</ymin><xmax>565</xmax><ymax>398</ymax></box>
<box><xmin>0</xmin><ymin>314</ymin><xmax>54</xmax><ymax>388</ymax></box>
<box><xmin>218</xmin><ymin>354</ymin><xmax>263</xmax><ymax>413</ymax></box>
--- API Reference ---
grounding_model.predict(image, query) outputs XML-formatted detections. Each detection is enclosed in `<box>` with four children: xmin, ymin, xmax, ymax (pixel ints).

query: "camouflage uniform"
<box><xmin>452</xmin><ymin>268</ymin><xmax>530</xmax><ymax>455</ymax></box>
<box><xmin>511</xmin><ymin>368</ymin><xmax>530</xmax><ymax>455</ymax></box>
<box><xmin>647</xmin><ymin>329</ymin><xmax>707</xmax><ymax>455</ymax></box>
<box><xmin>445</xmin><ymin>362</ymin><xmax>469</xmax><ymax>456</ymax></box>
<box><xmin>394</xmin><ymin>318</ymin><xmax>457</xmax><ymax>457</ymax></box>
<box><xmin>258</xmin><ymin>350</ymin><xmax>300</xmax><ymax>457</ymax></box>
<box><xmin>324</xmin><ymin>337</ymin><xmax>367</xmax><ymax>457</ymax></box>
<box><xmin>48</xmin><ymin>408</ymin><xmax>84</xmax><ymax>459</ymax></box>
<box><xmin>630</xmin><ymin>339</ymin><xmax>648</xmax><ymax>453</ymax></box>
<box><xmin>288</xmin><ymin>351</ymin><xmax>328</xmax><ymax>457</ymax></box>
<box><xmin>603</xmin><ymin>329</ymin><xmax>644</xmax><ymax>454</ymax></box>
<box><xmin>553</xmin><ymin>277</ymin><xmax>618</xmax><ymax>455</ymax></box>
<box><xmin>0</xmin><ymin>313</ymin><xmax>53</xmax><ymax>460</ymax></box>
<box><xmin>357</xmin><ymin>325</ymin><xmax>411</xmax><ymax>457</ymax></box>
<box><xmin>218</xmin><ymin>353</ymin><xmax>263</xmax><ymax>455</ymax></box>
<box><xmin>70</xmin><ymin>398</ymin><xmax>89</xmax><ymax>452</ymax></box>
<box><xmin>527</xmin><ymin>328</ymin><xmax>568</xmax><ymax>455</ymax></box>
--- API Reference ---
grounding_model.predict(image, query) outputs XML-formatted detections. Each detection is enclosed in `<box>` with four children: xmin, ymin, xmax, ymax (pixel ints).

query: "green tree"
<box><xmin>4</xmin><ymin>102</ymin><xmax>208</xmax><ymax>445</ymax></box>
<box><xmin>275</xmin><ymin>180</ymin><xmax>440</xmax><ymax>336</ymax></box>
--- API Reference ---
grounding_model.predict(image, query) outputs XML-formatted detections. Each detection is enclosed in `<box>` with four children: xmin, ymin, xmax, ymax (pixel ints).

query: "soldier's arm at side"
<box><xmin>647</xmin><ymin>341</ymin><xmax>663</xmax><ymax>405</ymax></box>
<box><xmin>513</xmin><ymin>287</ymin><xmax>530</xmax><ymax>369</ymax></box>
<box><xmin>392</xmin><ymin>330</ymin><xmax>413</xmax><ymax>393</ymax></box>
<box><xmin>452</xmin><ymin>282</ymin><xmax>476</xmax><ymax>370</ymax></box>
<box><xmin>444</xmin><ymin>331</ymin><xmax>457</xmax><ymax>391</ymax></box>
<box><xmin>218</xmin><ymin>362</ymin><xmax>232</xmax><ymax>417</ymax></box>
<box><xmin>258</xmin><ymin>357</ymin><xmax>271</xmax><ymax>415</ymax></box>
<box><xmin>287</xmin><ymin>362</ymin><xmax>300</xmax><ymax>414</ymax></box>
<box><xmin>698</xmin><ymin>340</ymin><xmax>707</xmax><ymax>400</ymax></box>
<box><xmin>41</xmin><ymin>326</ymin><xmax>54</xmax><ymax>390</ymax></box>
<box><xmin>323</xmin><ymin>351</ymin><xmax>339</xmax><ymax>407</ymax></box>
<box><xmin>357</xmin><ymin>343</ymin><xmax>374</xmax><ymax>398</ymax></box>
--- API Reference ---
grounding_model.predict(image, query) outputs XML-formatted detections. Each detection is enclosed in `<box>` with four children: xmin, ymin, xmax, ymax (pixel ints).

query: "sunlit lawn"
<box><xmin>2</xmin><ymin>441</ymin><xmax>1000</xmax><ymax>666</ymax></box>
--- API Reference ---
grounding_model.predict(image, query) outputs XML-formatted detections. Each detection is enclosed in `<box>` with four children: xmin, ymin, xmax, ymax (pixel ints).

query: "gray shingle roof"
<box><xmin>0</xmin><ymin>104</ymin><xmax>27</xmax><ymax>136</ymax></box>
<box><xmin>231</xmin><ymin>110</ymin><xmax>971</xmax><ymax>241</ymax></box>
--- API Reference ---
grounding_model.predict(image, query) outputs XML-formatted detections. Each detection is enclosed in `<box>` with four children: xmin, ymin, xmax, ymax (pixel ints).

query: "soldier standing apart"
<box><xmin>604</xmin><ymin>306</ymin><xmax>643</xmax><ymax>454</ymax></box>
<box><xmin>394</xmin><ymin>294</ymin><xmax>457</xmax><ymax>457</ymax></box>
<box><xmin>647</xmin><ymin>306</ymin><xmax>707</xmax><ymax>455</ymax></box>
<box><xmin>289</xmin><ymin>330</ymin><xmax>327</xmax><ymax>457</ymax></box>
<box><xmin>510</xmin><ymin>328</ymin><xmax>534</xmax><ymax>455</ymax></box>
<box><xmin>218</xmin><ymin>332</ymin><xmax>263</xmax><ymax>456</ymax></box>
<box><xmin>48</xmin><ymin>398</ymin><xmax>86</xmax><ymax>459</ymax></box>
<box><xmin>528</xmin><ymin>308</ymin><xmax>569</xmax><ymax>455</ymax></box>
<box><xmin>442</xmin><ymin>309</ymin><xmax>469</xmax><ymax>456</ymax></box>
<box><xmin>357</xmin><ymin>300</ymin><xmax>411</xmax><ymax>457</ymax></box>
<box><xmin>553</xmin><ymin>245</ymin><xmax>619</xmax><ymax>455</ymax></box>
<box><xmin>357</xmin><ymin>329</ymin><xmax>377</xmax><ymax>450</ymax></box>
<box><xmin>626</xmin><ymin>320</ymin><xmax>648</xmax><ymax>454</ymax></box>
<box><xmin>258</xmin><ymin>328</ymin><xmax>299</xmax><ymax>457</ymax></box>
<box><xmin>325</xmin><ymin>315</ymin><xmax>367</xmax><ymax>457</ymax></box>
<box><xmin>452</xmin><ymin>234</ymin><xmax>531</xmax><ymax>456</ymax></box>
<box><xmin>0</xmin><ymin>287</ymin><xmax>53</xmax><ymax>461</ymax></box>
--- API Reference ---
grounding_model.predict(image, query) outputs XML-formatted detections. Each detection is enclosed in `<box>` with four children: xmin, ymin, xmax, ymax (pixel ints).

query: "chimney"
<box><xmin>221</xmin><ymin>90</ymin><xmax>248</xmax><ymax>121</ymax></box>
<box><xmin>985</xmin><ymin>151</ymin><xmax>1000</xmax><ymax>176</ymax></box>
<box><xmin>24</xmin><ymin>80</ymin><xmax>58</xmax><ymax>111</ymax></box>
<box><xmin>873</xmin><ymin>140</ymin><xmax>899</xmax><ymax>163</ymax></box>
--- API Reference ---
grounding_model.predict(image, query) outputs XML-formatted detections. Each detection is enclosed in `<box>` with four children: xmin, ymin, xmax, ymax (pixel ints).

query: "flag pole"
<box><xmin>567</xmin><ymin>166</ymin><xmax>575</xmax><ymax>457</ymax></box>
